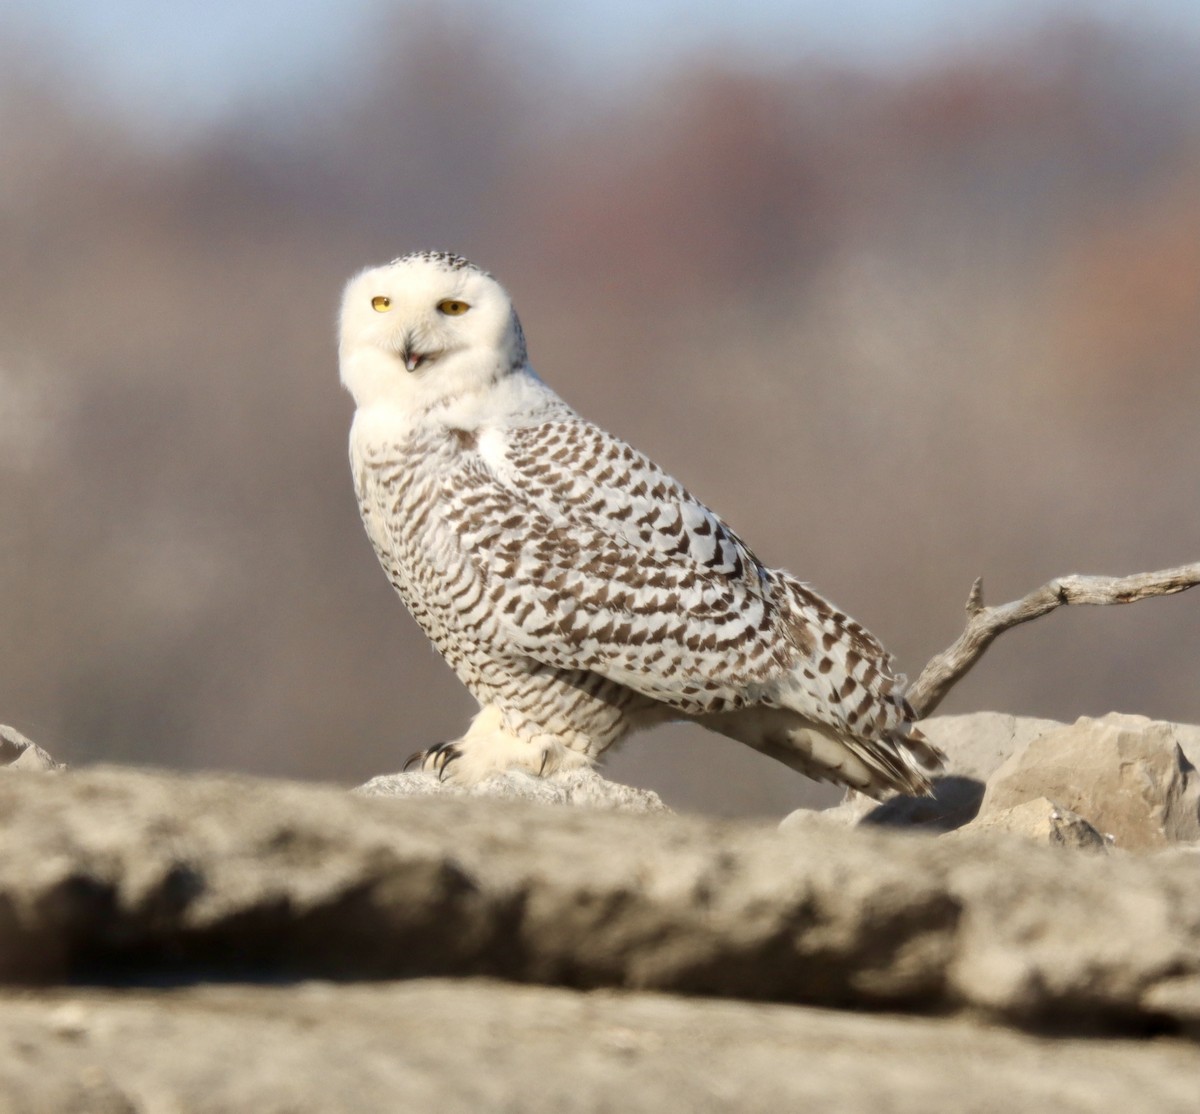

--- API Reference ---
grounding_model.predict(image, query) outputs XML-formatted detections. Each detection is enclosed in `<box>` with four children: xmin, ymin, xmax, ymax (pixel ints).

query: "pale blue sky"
<box><xmin>5</xmin><ymin>0</ymin><xmax>1199</xmax><ymax>126</ymax></box>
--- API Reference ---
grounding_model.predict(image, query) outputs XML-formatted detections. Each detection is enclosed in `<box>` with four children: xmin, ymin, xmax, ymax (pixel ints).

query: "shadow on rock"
<box><xmin>859</xmin><ymin>775</ymin><xmax>986</xmax><ymax>833</ymax></box>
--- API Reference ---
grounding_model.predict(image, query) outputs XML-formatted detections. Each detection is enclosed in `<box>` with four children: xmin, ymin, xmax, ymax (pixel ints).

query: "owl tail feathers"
<box><xmin>862</xmin><ymin>722</ymin><xmax>946</xmax><ymax>799</ymax></box>
<box><xmin>699</xmin><ymin>707</ymin><xmax>945</xmax><ymax>800</ymax></box>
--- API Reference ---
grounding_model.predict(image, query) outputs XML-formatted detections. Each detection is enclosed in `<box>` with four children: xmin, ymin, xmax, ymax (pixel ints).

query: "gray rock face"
<box><xmin>3</xmin><ymin>718</ymin><xmax>1200</xmax><ymax>1112</ymax></box>
<box><xmin>921</xmin><ymin>712</ymin><xmax>1069</xmax><ymax>783</ymax></box>
<box><xmin>945</xmin><ymin>796</ymin><xmax>1110</xmax><ymax>852</ymax></box>
<box><xmin>1</xmin><ymin>724</ymin><xmax>65</xmax><ymax>771</ymax></box>
<box><xmin>790</xmin><ymin>713</ymin><xmax>1064</xmax><ymax>833</ymax></box>
<box><xmin>357</xmin><ymin>766</ymin><xmax>671</xmax><ymax>813</ymax></box>
<box><xmin>2</xmin><ymin>980</ymin><xmax>1198</xmax><ymax>1114</ymax></box>
<box><xmin>979</xmin><ymin>713</ymin><xmax>1200</xmax><ymax>850</ymax></box>
<box><xmin>787</xmin><ymin>712</ymin><xmax>1200</xmax><ymax>853</ymax></box>
<box><xmin>1</xmin><ymin>765</ymin><xmax>1200</xmax><ymax>1035</ymax></box>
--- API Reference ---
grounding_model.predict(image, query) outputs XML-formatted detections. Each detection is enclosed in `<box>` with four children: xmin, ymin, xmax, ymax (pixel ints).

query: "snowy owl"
<box><xmin>339</xmin><ymin>251</ymin><xmax>943</xmax><ymax>797</ymax></box>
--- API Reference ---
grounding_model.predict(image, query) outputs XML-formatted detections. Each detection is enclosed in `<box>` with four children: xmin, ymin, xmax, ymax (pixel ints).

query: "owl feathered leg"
<box><xmin>405</xmin><ymin>705</ymin><xmax>593</xmax><ymax>785</ymax></box>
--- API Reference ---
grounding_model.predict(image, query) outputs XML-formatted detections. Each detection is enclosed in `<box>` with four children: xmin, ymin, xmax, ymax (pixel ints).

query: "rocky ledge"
<box><xmin>1</xmin><ymin>712</ymin><xmax>1198</xmax><ymax>1111</ymax></box>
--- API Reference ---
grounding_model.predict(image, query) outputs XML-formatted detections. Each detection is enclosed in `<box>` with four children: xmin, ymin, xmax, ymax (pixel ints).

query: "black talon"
<box><xmin>405</xmin><ymin>741</ymin><xmax>463</xmax><ymax>780</ymax></box>
<box><xmin>403</xmin><ymin>747</ymin><xmax>433</xmax><ymax>772</ymax></box>
<box><xmin>404</xmin><ymin>741</ymin><xmax>456</xmax><ymax>773</ymax></box>
<box><xmin>435</xmin><ymin>744</ymin><xmax>462</xmax><ymax>780</ymax></box>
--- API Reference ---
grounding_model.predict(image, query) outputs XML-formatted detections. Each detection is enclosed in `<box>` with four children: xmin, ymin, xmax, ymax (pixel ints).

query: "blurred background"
<box><xmin>2</xmin><ymin>0</ymin><xmax>1198</xmax><ymax>816</ymax></box>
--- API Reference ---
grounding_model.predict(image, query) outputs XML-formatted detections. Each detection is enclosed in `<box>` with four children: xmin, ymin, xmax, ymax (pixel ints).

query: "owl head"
<box><xmin>339</xmin><ymin>251</ymin><xmax>527</xmax><ymax>410</ymax></box>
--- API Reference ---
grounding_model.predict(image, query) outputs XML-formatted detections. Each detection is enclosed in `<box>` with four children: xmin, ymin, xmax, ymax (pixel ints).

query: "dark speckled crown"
<box><xmin>392</xmin><ymin>251</ymin><xmax>492</xmax><ymax>278</ymax></box>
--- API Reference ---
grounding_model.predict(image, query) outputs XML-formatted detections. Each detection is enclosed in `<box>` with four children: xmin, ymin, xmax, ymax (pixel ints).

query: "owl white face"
<box><xmin>339</xmin><ymin>252</ymin><xmax>526</xmax><ymax>411</ymax></box>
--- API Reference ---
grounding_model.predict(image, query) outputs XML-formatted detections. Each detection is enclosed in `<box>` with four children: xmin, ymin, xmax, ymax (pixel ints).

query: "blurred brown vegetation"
<box><xmin>2</xmin><ymin>12</ymin><xmax>1198</xmax><ymax>815</ymax></box>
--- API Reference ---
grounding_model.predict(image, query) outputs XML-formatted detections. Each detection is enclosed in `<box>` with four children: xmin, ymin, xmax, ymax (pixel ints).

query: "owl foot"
<box><xmin>405</xmin><ymin>706</ymin><xmax>591</xmax><ymax>786</ymax></box>
<box><xmin>403</xmin><ymin>741</ymin><xmax>461</xmax><ymax>777</ymax></box>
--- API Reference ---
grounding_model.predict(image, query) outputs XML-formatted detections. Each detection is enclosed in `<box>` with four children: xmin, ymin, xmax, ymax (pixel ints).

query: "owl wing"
<box><xmin>441</xmin><ymin>417</ymin><xmax>889</xmax><ymax>728</ymax></box>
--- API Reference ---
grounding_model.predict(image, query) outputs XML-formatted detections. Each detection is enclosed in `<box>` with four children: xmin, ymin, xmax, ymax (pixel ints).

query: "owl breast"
<box><xmin>351</xmin><ymin>422</ymin><xmax>656</xmax><ymax>757</ymax></box>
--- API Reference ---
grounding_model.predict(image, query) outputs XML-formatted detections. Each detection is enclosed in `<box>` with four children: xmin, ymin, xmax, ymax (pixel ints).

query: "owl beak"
<box><xmin>398</xmin><ymin>336</ymin><xmax>425</xmax><ymax>373</ymax></box>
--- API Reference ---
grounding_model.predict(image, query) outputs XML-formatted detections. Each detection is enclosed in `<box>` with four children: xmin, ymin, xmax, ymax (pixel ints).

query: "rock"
<box><xmin>1143</xmin><ymin>975</ymin><xmax>1200</xmax><ymax>1030</ymax></box>
<box><xmin>944</xmin><ymin>796</ymin><xmax>1109</xmax><ymax>852</ymax></box>
<box><xmin>0</xmin><ymin>725</ymin><xmax>65</xmax><ymax>772</ymax></box>
<box><xmin>783</xmin><ymin>713</ymin><xmax>1064</xmax><ymax>833</ymax></box>
<box><xmin>1</xmin><ymin>979</ymin><xmax>1198</xmax><ymax>1113</ymax></box>
<box><xmin>1</xmin><ymin>766</ymin><xmax>1199</xmax><ymax>1033</ymax></box>
<box><xmin>785</xmin><ymin>712</ymin><xmax>1200</xmax><ymax>851</ymax></box>
<box><xmin>1159</xmin><ymin>840</ymin><xmax>1200</xmax><ymax>859</ymax></box>
<box><xmin>920</xmin><ymin>713</ymin><xmax>1068</xmax><ymax>783</ymax></box>
<box><xmin>979</xmin><ymin>713</ymin><xmax>1200</xmax><ymax>850</ymax></box>
<box><xmin>356</xmin><ymin>766</ymin><xmax>670</xmax><ymax>813</ymax></box>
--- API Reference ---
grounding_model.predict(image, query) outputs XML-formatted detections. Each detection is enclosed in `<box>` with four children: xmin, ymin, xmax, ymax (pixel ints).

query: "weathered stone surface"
<box><xmin>1</xmin><ymin>766</ymin><xmax>1199</xmax><ymax>1034</ymax></box>
<box><xmin>785</xmin><ymin>713</ymin><xmax>1200</xmax><ymax>853</ymax></box>
<box><xmin>357</xmin><ymin>766</ymin><xmax>671</xmax><ymax>813</ymax></box>
<box><xmin>1143</xmin><ymin>976</ymin><xmax>1200</xmax><ymax>1029</ymax></box>
<box><xmin>979</xmin><ymin>713</ymin><xmax>1200</xmax><ymax>850</ymax></box>
<box><xmin>783</xmin><ymin>713</ymin><xmax>1064</xmax><ymax>833</ymax></box>
<box><xmin>921</xmin><ymin>713</ymin><xmax>1068</xmax><ymax>783</ymax></box>
<box><xmin>944</xmin><ymin>796</ymin><xmax>1110</xmax><ymax>852</ymax></box>
<box><xmin>0</xmin><ymin>725</ymin><xmax>65</xmax><ymax>772</ymax></box>
<box><xmin>3</xmin><ymin>736</ymin><xmax>1200</xmax><ymax>1111</ymax></box>
<box><xmin>1</xmin><ymin>979</ymin><xmax>1198</xmax><ymax>1114</ymax></box>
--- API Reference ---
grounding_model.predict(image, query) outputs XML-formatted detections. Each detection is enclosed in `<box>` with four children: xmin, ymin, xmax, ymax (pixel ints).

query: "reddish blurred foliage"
<box><xmin>1051</xmin><ymin>169</ymin><xmax>1200</xmax><ymax>388</ymax></box>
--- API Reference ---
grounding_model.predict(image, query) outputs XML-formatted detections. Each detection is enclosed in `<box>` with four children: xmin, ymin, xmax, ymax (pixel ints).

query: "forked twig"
<box><xmin>907</xmin><ymin>562</ymin><xmax>1200</xmax><ymax>717</ymax></box>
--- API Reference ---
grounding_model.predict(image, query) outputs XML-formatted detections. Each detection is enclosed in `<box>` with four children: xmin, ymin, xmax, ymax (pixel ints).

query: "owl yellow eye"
<box><xmin>371</xmin><ymin>295</ymin><xmax>392</xmax><ymax>312</ymax></box>
<box><xmin>437</xmin><ymin>299</ymin><xmax>470</xmax><ymax>316</ymax></box>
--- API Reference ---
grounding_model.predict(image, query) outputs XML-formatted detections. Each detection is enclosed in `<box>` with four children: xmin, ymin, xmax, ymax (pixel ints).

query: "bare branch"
<box><xmin>908</xmin><ymin>562</ymin><xmax>1200</xmax><ymax>718</ymax></box>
